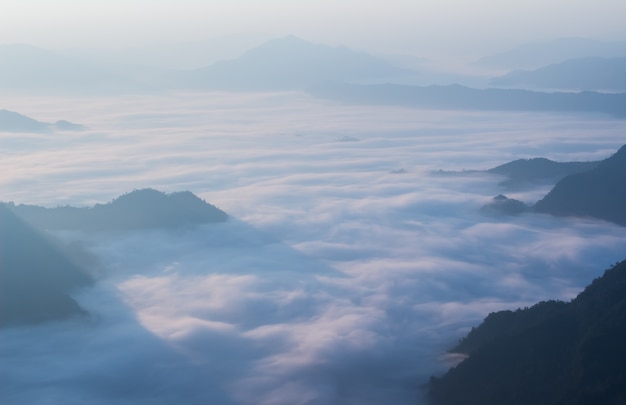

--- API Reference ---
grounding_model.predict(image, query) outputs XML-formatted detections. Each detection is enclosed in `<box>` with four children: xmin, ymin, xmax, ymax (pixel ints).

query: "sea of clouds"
<box><xmin>1</xmin><ymin>92</ymin><xmax>626</xmax><ymax>404</ymax></box>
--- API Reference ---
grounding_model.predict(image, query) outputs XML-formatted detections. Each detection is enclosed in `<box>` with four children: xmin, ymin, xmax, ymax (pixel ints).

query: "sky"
<box><xmin>1</xmin><ymin>93</ymin><xmax>626</xmax><ymax>404</ymax></box>
<box><xmin>2</xmin><ymin>0</ymin><xmax>626</xmax><ymax>56</ymax></box>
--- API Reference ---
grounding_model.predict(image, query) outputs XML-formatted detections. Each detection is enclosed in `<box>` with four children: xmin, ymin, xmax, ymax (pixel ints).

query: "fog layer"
<box><xmin>1</xmin><ymin>92</ymin><xmax>626</xmax><ymax>404</ymax></box>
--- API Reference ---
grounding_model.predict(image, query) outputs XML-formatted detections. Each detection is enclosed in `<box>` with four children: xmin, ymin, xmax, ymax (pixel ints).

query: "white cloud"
<box><xmin>1</xmin><ymin>92</ymin><xmax>626</xmax><ymax>404</ymax></box>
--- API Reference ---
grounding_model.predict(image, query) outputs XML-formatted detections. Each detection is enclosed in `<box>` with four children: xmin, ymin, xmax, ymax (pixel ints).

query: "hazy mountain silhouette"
<box><xmin>428</xmin><ymin>258</ymin><xmax>626</xmax><ymax>405</ymax></box>
<box><xmin>0</xmin><ymin>109</ymin><xmax>51</xmax><ymax>133</ymax></box>
<box><xmin>8</xmin><ymin>189</ymin><xmax>228</xmax><ymax>232</ymax></box>
<box><xmin>480</xmin><ymin>194</ymin><xmax>530</xmax><ymax>216</ymax></box>
<box><xmin>475</xmin><ymin>38</ymin><xmax>626</xmax><ymax>70</ymax></box>
<box><xmin>534</xmin><ymin>145</ymin><xmax>626</xmax><ymax>226</ymax></box>
<box><xmin>309</xmin><ymin>82</ymin><xmax>626</xmax><ymax>117</ymax></box>
<box><xmin>490</xmin><ymin>57</ymin><xmax>626</xmax><ymax>91</ymax></box>
<box><xmin>488</xmin><ymin>157</ymin><xmax>601</xmax><ymax>189</ymax></box>
<box><xmin>0</xmin><ymin>44</ymin><xmax>149</xmax><ymax>95</ymax></box>
<box><xmin>168</xmin><ymin>35</ymin><xmax>416</xmax><ymax>90</ymax></box>
<box><xmin>64</xmin><ymin>33</ymin><xmax>274</xmax><ymax>71</ymax></box>
<box><xmin>0</xmin><ymin>205</ymin><xmax>93</xmax><ymax>327</ymax></box>
<box><xmin>0</xmin><ymin>109</ymin><xmax>85</xmax><ymax>133</ymax></box>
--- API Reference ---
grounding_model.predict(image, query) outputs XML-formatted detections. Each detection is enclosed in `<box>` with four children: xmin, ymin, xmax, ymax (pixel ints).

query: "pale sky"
<box><xmin>2</xmin><ymin>0</ymin><xmax>626</xmax><ymax>55</ymax></box>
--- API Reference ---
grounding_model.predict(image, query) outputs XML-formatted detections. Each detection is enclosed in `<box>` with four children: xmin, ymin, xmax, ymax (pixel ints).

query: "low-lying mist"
<box><xmin>1</xmin><ymin>92</ymin><xmax>626</xmax><ymax>404</ymax></box>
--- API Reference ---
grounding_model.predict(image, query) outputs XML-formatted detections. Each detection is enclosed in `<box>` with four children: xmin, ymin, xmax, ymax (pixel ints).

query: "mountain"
<box><xmin>0</xmin><ymin>109</ymin><xmax>85</xmax><ymax>133</ymax></box>
<box><xmin>428</xmin><ymin>259</ymin><xmax>626</xmax><ymax>405</ymax></box>
<box><xmin>309</xmin><ymin>82</ymin><xmax>626</xmax><ymax>118</ymax></box>
<box><xmin>0</xmin><ymin>204</ymin><xmax>92</xmax><ymax>327</ymax></box>
<box><xmin>534</xmin><ymin>145</ymin><xmax>626</xmax><ymax>226</ymax></box>
<box><xmin>0</xmin><ymin>109</ymin><xmax>51</xmax><ymax>133</ymax></box>
<box><xmin>0</xmin><ymin>44</ymin><xmax>148</xmax><ymax>95</ymax></box>
<box><xmin>63</xmin><ymin>33</ymin><xmax>274</xmax><ymax>71</ymax></box>
<box><xmin>7</xmin><ymin>188</ymin><xmax>228</xmax><ymax>232</ymax></box>
<box><xmin>490</xmin><ymin>57</ymin><xmax>626</xmax><ymax>92</ymax></box>
<box><xmin>480</xmin><ymin>194</ymin><xmax>530</xmax><ymax>216</ymax></box>
<box><xmin>475</xmin><ymin>38</ymin><xmax>626</xmax><ymax>70</ymax></box>
<box><xmin>488</xmin><ymin>157</ymin><xmax>600</xmax><ymax>189</ymax></box>
<box><xmin>169</xmin><ymin>35</ymin><xmax>416</xmax><ymax>90</ymax></box>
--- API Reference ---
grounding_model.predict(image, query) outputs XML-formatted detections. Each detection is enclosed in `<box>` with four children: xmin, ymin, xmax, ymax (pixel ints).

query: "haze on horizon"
<box><xmin>2</xmin><ymin>0</ymin><xmax>626</xmax><ymax>58</ymax></box>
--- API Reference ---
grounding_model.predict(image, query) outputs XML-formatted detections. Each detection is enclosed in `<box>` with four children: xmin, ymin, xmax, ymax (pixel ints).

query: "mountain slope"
<box><xmin>0</xmin><ymin>205</ymin><xmax>92</xmax><ymax>327</ymax></box>
<box><xmin>534</xmin><ymin>145</ymin><xmax>626</xmax><ymax>226</ymax></box>
<box><xmin>488</xmin><ymin>157</ymin><xmax>600</xmax><ymax>188</ymax></box>
<box><xmin>0</xmin><ymin>109</ymin><xmax>84</xmax><ymax>133</ymax></box>
<box><xmin>490</xmin><ymin>57</ymin><xmax>626</xmax><ymax>91</ymax></box>
<box><xmin>8</xmin><ymin>188</ymin><xmax>228</xmax><ymax>232</ymax></box>
<box><xmin>170</xmin><ymin>35</ymin><xmax>416</xmax><ymax>90</ymax></box>
<box><xmin>428</xmin><ymin>259</ymin><xmax>626</xmax><ymax>405</ymax></box>
<box><xmin>0</xmin><ymin>109</ymin><xmax>51</xmax><ymax>133</ymax></box>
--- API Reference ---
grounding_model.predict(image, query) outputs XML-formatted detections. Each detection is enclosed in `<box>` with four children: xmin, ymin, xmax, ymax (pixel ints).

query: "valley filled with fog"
<box><xmin>2</xmin><ymin>92</ymin><xmax>625</xmax><ymax>404</ymax></box>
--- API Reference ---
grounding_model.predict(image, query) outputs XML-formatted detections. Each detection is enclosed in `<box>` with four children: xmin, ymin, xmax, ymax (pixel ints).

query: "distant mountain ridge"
<box><xmin>0</xmin><ymin>44</ymin><xmax>149</xmax><ymax>95</ymax></box>
<box><xmin>169</xmin><ymin>35</ymin><xmax>417</xmax><ymax>90</ymax></box>
<box><xmin>310</xmin><ymin>82</ymin><xmax>626</xmax><ymax>117</ymax></box>
<box><xmin>0</xmin><ymin>109</ymin><xmax>85</xmax><ymax>133</ymax></box>
<box><xmin>534</xmin><ymin>145</ymin><xmax>626</xmax><ymax>226</ymax></box>
<box><xmin>6</xmin><ymin>188</ymin><xmax>228</xmax><ymax>232</ymax></box>
<box><xmin>428</xmin><ymin>258</ymin><xmax>626</xmax><ymax>405</ymax></box>
<box><xmin>490</xmin><ymin>57</ymin><xmax>626</xmax><ymax>92</ymax></box>
<box><xmin>475</xmin><ymin>38</ymin><xmax>626</xmax><ymax>70</ymax></box>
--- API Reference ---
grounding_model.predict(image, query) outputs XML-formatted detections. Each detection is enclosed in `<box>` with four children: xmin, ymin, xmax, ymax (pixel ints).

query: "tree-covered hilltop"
<box><xmin>427</xmin><ymin>259</ymin><xmax>626</xmax><ymax>405</ymax></box>
<box><xmin>0</xmin><ymin>205</ymin><xmax>93</xmax><ymax>327</ymax></box>
<box><xmin>534</xmin><ymin>144</ymin><xmax>626</xmax><ymax>226</ymax></box>
<box><xmin>5</xmin><ymin>188</ymin><xmax>228</xmax><ymax>232</ymax></box>
<box><xmin>488</xmin><ymin>157</ymin><xmax>600</xmax><ymax>189</ymax></box>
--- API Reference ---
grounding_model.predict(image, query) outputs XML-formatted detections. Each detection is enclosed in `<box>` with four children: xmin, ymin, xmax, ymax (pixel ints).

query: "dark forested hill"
<box><xmin>428</xmin><ymin>259</ymin><xmax>626</xmax><ymax>405</ymax></box>
<box><xmin>488</xmin><ymin>157</ymin><xmax>600</xmax><ymax>189</ymax></box>
<box><xmin>0</xmin><ymin>205</ymin><xmax>92</xmax><ymax>327</ymax></box>
<box><xmin>534</xmin><ymin>145</ymin><xmax>626</xmax><ymax>226</ymax></box>
<box><xmin>6</xmin><ymin>188</ymin><xmax>228</xmax><ymax>232</ymax></box>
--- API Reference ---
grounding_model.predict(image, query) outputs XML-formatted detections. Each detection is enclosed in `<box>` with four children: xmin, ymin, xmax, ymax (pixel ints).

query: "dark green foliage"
<box><xmin>7</xmin><ymin>188</ymin><xmax>228</xmax><ymax>232</ymax></box>
<box><xmin>0</xmin><ymin>205</ymin><xmax>92</xmax><ymax>327</ymax></box>
<box><xmin>534</xmin><ymin>145</ymin><xmax>626</xmax><ymax>226</ymax></box>
<box><xmin>428</xmin><ymin>259</ymin><xmax>626</xmax><ymax>405</ymax></box>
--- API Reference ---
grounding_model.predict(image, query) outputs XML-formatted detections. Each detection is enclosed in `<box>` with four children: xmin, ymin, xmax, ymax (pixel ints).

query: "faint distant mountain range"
<box><xmin>168</xmin><ymin>35</ymin><xmax>417</xmax><ymax>91</ymax></box>
<box><xmin>0</xmin><ymin>204</ymin><xmax>92</xmax><ymax>327</ymax></box>
<box><xmin>0</xmin><ymin>109</ymin><xmax>85</xmax><ymax>133</ymax></box>
<box><xmin>63</xmin><ymin>33</ymin><xmax>274</xmax><ymax>71</ymax></box>
<box><xmin>490</xmin><ymin>57</ymin><xmax>626</xmax><ymax>92</ymax></box>
<box><xmin>309</xmin><ymin>82</ymin><xmax>626</xmax><ymax>117</ymax></box>
<box><xmin>428</xmin><ymin>258</ymin><xmax>626</xmax><ymax>405</ymax></box>
<box><xmin>534</xmin><ymin>145</ymin><xmax>626</xmax><ymax>226</ymax></box>
<box><xmin>6</xmin><ymin>188</ymin><xmax>228</xmax><ymax>232</ymax></box>
<box><xmin>475</xmin><ymin>37</ymin><xmax>626</xmax><ymax>70</ymax></box>
<box><xmin>0</xmin><ymin>44</ymin><xmax>150</xmax><ymax>95</ymax></box>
